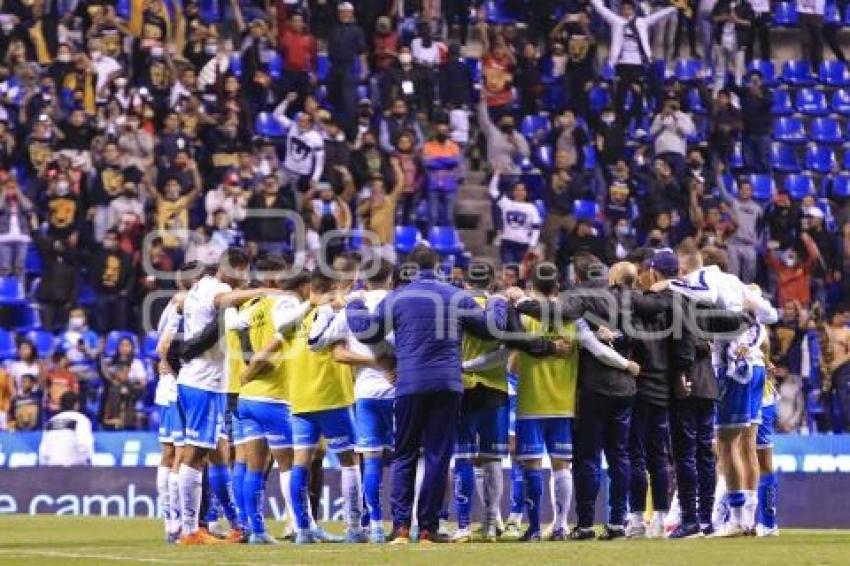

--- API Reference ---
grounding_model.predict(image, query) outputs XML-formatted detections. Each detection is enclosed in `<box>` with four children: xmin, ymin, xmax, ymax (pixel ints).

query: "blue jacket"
<box><xmin>346</xmin><ymin>270</ymin><xmax>507</xmax><ymax>396</ymax></box>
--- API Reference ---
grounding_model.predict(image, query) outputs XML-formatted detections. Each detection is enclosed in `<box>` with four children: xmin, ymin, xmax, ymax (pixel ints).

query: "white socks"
<box><xmin>341</xmin><ymin>465</ymin><xmax>363</xmax><ymax>532</ymax></box>
<box><xmin>280</xmin><ymin>470</ymin><xmax>295</xmax><ymax>528</ymax></box>
<box><xmin>743</xmin><ymin>490</ymin><xmax>758</xmax><ymax>529</ymax></box>
<box><xmin>412</xmin><ymin>457</ymin><xmax>424</xmax><ymax>530</ymax></box>
<box><xmin>630</xmin><ymin>511</ymin><xmax>646</xmax><ymax>526</ymax></box>
<box><xmin>475</xmin><ymin>467</ymin><xmax>487</xmax><ymax>510</ymax></box>
<box><xmin>552</xmin><ymin>467</ymin><xmax>573</xmax><ymax>531</ymax></box>
<box><xmin>483</xmin><ymin>462</ymin><xmax>504</xmax><ymax>526</ymax></box>
<box><xmin>178</xmin><ymin>464</ymin><xmax>203</xmax><ymax>535</ymax></box>
<box><xmin>168</xmin><ymin>471</ymin><xmax>181</xmax><ymax>534</ymax></box>
<box><xmin>157</xmin><ymin>466</ymin><xmax>171</xmax><ymax>534</ymax></box>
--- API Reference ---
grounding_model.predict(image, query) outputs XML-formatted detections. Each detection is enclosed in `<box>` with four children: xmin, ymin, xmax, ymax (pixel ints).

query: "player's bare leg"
<box><xmin>741</xmin><ymin>425</ymin><xmax>760</xmax><ymax>533</ymax></box>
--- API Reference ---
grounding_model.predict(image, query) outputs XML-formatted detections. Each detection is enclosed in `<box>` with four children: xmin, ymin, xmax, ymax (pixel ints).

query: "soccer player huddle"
<box><xmin>151</xmin><ymin>241</ymin><xmax>779</xmax><ymax>546</ymax></box>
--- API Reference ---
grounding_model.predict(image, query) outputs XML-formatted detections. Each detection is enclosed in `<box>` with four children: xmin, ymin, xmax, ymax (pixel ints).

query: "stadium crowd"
<box><xmin>0</xmin><ymin>0</ymin><xmax>848</xmax><ymax>440</ymax></box>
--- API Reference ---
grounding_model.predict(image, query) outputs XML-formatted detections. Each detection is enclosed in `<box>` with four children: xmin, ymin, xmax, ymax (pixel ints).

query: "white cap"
<box><xmin>804</xmin><ymin>206</ymin><xmax>825</xmax><ymax>219</ymax></box>
<box><xmin>338</xmin><ymin>1</ymin><xmax>354</xmax><ymax>10</ymax></box>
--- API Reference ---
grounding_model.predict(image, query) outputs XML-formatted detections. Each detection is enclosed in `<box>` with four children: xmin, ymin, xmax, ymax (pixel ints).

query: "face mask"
<box><xmin>1</xmin><ymin>22</ymin><xmax>14</xmax><ymax>33</ymax></box>
<box><xmin>784</xmin><ymin>253</ymin><xmax>796</xmax><ymax>268</ymax></box>
<box><xmin>115</xmin><ymin>78</ymin><xmax>127</xmax><ymax>88</ymax></box>
<box><xmin>69</xmin><ymin>316</ymin><xmax>85</xmax><ymax>330</ymax></box>
<box><xmin>616</xmin><ymin>225</ymin><xmax>630</xmax><ymax>237</ymax></box>
<box><xmin>601</xmin><ymin>115</ymin><xmax>615</xmax><ymax>125</ymax></box>
<box><xmin>90</xmin><ymin>51</ymin><xmax>102</xmax><ymax>61</ymax></box>
<box><xmin>56</xmin><ymin>181</ymin><xmax>70</xmax><ymax>194</ymax></box>
<box><xmin>150</xmin><ymin>46</ymin><xmax>164</xmax><ymax>58</ymax></box>
<box><xmin>399</xmin><ymin>53</ymin><xmax>412</xmax><ymax>65</ymax></box>
<box><xmin>205</xmin><ymin>44</ymin><xmax>217</xmax><ymax>55</ymax></box>
<box><xmin>57</xmin><ymin>53</ymin><xmax>71</xmax><ymax>63</ymax></box>
<box><xmin>258</xmin><ymin>159</ymin><xmax>271</xmax><ymax>177</ymax></box>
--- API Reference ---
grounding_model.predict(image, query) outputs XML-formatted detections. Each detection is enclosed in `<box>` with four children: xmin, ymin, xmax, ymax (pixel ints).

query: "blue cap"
<box><xmin>649</xmin><ymin>248</ymin><xmax>679</xmax><ymax>277</ymax></box>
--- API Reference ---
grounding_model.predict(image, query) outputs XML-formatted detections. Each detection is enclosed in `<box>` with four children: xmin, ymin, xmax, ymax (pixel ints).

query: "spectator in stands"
<box><xmin>557</xmin><ymin>218</ymin><xmax>606</xmax><ymax>275</ymax></box>
<box><xmin>717</xmin><ymin>174</ymin><xmax>763</xmax><ymax>282</ymax></box>
<box><xmin>38</xmin><ymin>391</ymin><xmax>93</xmax><ymax>466</ymax></box>
<box><xmin>45</xmin><ymin>350</ymin><xmax>78</xmax><ymax>418</ymax></box>
<box><xmin>99</xmin><ymin>337</ymin><xmax>147</xmax><ymax>431</ymax></box>
<box><xmin>707</xmin><ymin>89</ymin><xmax>743</xmax><ymax>167</ymax></box>
<box><xmin>422</xmin><ymin>115</ymin><xmax>463</xmax><ymax>228</ymax></box>
<box><xmin>0</xmin><ymin>174</ymin><xmax>34</xmax><ymax>276</ymax></box>
<box><xmin>746</xmin><ymin>0</ymin><xmax>771</xmax><ymax>62</ymax></box>
<box><xmin>58</xmin><ymin>307</ymin><xmax>101</xmax><ymax>384</ymax></box>
<box><xmin>381</xmin><ymin>45</ymin><xmax>433</xmax><ymax>114</ymax></box>
<box><xmin>357</xmin><ymin>159</ymin><xmax>405</xmax><ymax>262</ymax></box>
<box><xmin>765</xmin><ymin>190</ymin><xmax>802</xmax><ymax>249</ymax></box>
<box><xmin>593</xmin><ymin>107</ymin><xmax>627</xmax><ymax>169</ymax></box>
<box><xmin>766</xmin><ymin>233</ymin><xmax>821</xmax><ymax>307</ymax></box>
<box><xmin>106</xmin><ymin>179</ymin><xmax>144</xmax><ymax>234</ymax></box>
<box><xmin>649</xmin><ymin>98</ymin><xmax>695</xmax><ymax>178</ymax></box>
<box><xmin>774</xmin><ymin>359</ymin><xmax>805</xmax><ymax>433</ymax></box>
<box><xmin>204</xmin><ymin>172</ymin><xmax>250</xmax><ymax>227</ymax></box>
<box><xmin>515</xmin><ymin>43</ymin><xmax>543</xmax><ymax>117</ymax></box>
<box><xmin>730</xmin><ymin>71</ymin><xmax>772</xmax><ymax>173</ymax></box>
<box><xmin>6</xmin><ymin>338</ymin><xmax>44</xmax><ymax>393</ymax></box>
<box><xmin>804</xmin><ymin>207</ymin><xmax>839</xmax><ymax>306</ymax></box>
<box><xmin>351</xmin><ymin>128</ymin><xmax>393</xmax><ymax>188</ymax></box>
<box><xmin>90</xmin><ymin>229</ymin><xmax>134</xmax><ymax>333</ymax></box>
<box><xmin>393</xmin><ymin>131</ymin><xmax>425</xmax><ymax>226</ymax></box>
<box><xmin>273</xmin><ymin>93</ymin><xmax>326</xmax><ymax>193</ymax></box>
<box><xmin>371</xmin><ymin>16</ymin><xmax>399</xmax><ymax>72</ymax></box>
<box><xmin>379</xmin><ymin>98</ymin><xmax>424</xmax><ymax>154</ymax></box>
<box><xmin>328</xmin><ymin>2</ymin><xmax>368</xmax><ymax>139</ymax></box>
<box><xmin>276</xmin><ymin>3</ymin><xmax>318</xmax><ymax>110</ymax></box>
<box><xmin>9</xmin><ymin>374</ymin><xmax>42</xmax><ymax>431</ymax></box>
<box><xmin>489</xmin><ymin>171</ymin><xmax>542</xmax><ymax>266</ymax></box>
<box><xmin>711</xmin><ymin>0</ymin><xmax>753</xmax><ymax>95</ymax></box>
<box><xmin>605</xmin><ymin>218</ymin><xmax>639</xmax><ymax>264</ymax></box>
<box><xmin>548</xmin><ymin>109</ymin><xmax>588</xmax><ymax>172</ymax></box>
<box><xmin>438</xmin><ymin>43</ymin><xmax>473</xmax><ymax>109</ymax></box>
<box><xmin>479</xmin><ymin>21</ymin><xmax>516</xmax><ymax>120</ymax></box>
<box><xmin>0</xmin><ymin>367</ymin><xmax>12</xmax><ymax>430</ymax></box>
<box><xmin>589</xmin><ymin>0</ymin><xmax>675</xmax><ymax>124</ymax></box>
<box><xmin>824</xmin><ymin>2</ymin><xmax>848</xmax><ymax>63</ymax></box>
<box><xmin>243</xmin><ymin>174</ymin><xmax>296</xmax><ymax>258</ymax></box>
<box><xmin>797</xmin><ymin>0</ymin><xmax>825</xmax><ymax>69</ymax></box>
<box><xmin>541</xmin><ymin>151</ymin><xmax>587</xmax><ymax>261</ymax></box>
<box><xmin>477</xmin><ymin>99</ymin><xmax>529</xmax><ymax>174</ymax></box>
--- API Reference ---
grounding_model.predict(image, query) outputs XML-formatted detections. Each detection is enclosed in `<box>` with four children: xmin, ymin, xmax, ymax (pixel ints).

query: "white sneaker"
<box><xmin>714</xmin><ymin>522</ymin><xmax>747</xmax><ymax>538</ymax></box>
<box><xmin>207</xmin><ymin>521</ymin><xmax>229</xmax><ymax>538</ymax></box>
<box><xmin>755</xmin><ymin>524</ymin><xmax>779</xmax><ymax>537</ymax></box>
<box><xmin>451</xmin><ymin>527</ymin><xmax>473</xmax><ymax>543</ymax></box>
<box><xmin>504</xmin><ymin>520</ymin><xmax>522</xmax><ymax>539</ymax></box>
<box><xmin>625</xmin><ymin>520</ymin><xmax>647</xmax><ymax>539</ymax></box>
<box><xmin>438</xmin><ymin>519</ymin><xmax>451</xmax><ymax>537</ymax></box>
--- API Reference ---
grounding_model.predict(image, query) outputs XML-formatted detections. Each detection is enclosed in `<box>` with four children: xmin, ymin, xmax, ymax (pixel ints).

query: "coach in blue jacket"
<box><xmin>346</xmin><ymin>245</ymin><xmax>507</xmax><ymax>543</ymax></box>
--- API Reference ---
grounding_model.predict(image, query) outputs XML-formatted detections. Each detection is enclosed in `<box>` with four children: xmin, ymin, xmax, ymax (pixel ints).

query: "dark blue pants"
<box><xmin>574</xmin><ymin>388</ymin><xmax>633</xmax><ymax>528</ymax></box>
<box><xmin>500</xmin><ymin>239</ymin><xmax>529</xmax><ymax>266</ymax></box>
<box><xmin>629</xmin><ymin>398</ymin><xmax>672</xmax><ymax>513</ymax></box>
<box><xmin>391</xmin><ymin>391</ymin><xmax>462</xmax><ymax>532</ymax></box>
<box><xmin>671</xmin><ymin>397</ymin><xmax>717</xmax><ymax>525</ymax></box>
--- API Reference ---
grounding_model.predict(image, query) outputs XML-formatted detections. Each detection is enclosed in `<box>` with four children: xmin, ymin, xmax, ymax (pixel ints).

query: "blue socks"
<box><xmin>758</xmin><ymin>473</ymin><xmax>778</xmax><ymax>529</ymax></box>
<box><xmin>208</xmin><ymin>464</ymin><xmax>238</xmax><ymax>526</ymax></box>
<box><xmin>523</xmin><ymin>468</ymin><xmax>543</xmax><ymax>534</ymax></box>
<box><xmin>289</xmin><ymin>464</ymin><xmax>311</xmax><ymax>530</ymax></box>
<box><xmin>510</xmin><ymin>462</ymin><xmax>525</xmax><ymax>515</ymax></box>
<box><xmin>454</xmin><ymin>459</ymin><xmax>474</xmax><ymax>529</ymax></box>
<box><xmin>244</xmin><ymin>469</ymin><xmax>266</xmax><ymax>535</ymax></box>
<box><xmin>232</xmin><ymin>461</ymin><xmax>248</xmax><ymax>531</ymax></box>
<box><xmin>363</xmin><ymin>457</ymin><xmax>383</xmax><ymax>523</ymax></box>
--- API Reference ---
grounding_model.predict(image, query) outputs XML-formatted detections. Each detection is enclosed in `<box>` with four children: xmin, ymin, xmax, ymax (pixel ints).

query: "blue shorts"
<box><xmin>455</xmin><ymin>403</ymin><xmax>509</xmax><ymax>459</ymax></box>
<box><xmin>158</xmin><ymin>402</ymin><xmax>184</xmax><ymax>446</ymax></box>
<box><xmin>355</xmin><ymin>398</ymin><xmax>394</xmax><ymax>453</ymax></box>
<box><xmin>177</xmin><ymin>385</ymin><xmax>227</xmax><ymax>449</ymax></box>
<box><xmin>508</xmin><ymin>394</ymin><xmax>517</xmax><ymax>437</ymax></box>
<box><xmin>238</xmin><ymin>398</ymin><xmax>293</xmax><ymax>450</ymax></box>
<box><xmin>515</xmin><ymin>417</ymin><xmax>573</xmax><ymax>460</ymax></box>
<box><xmin>291</xmin><ymin>406</ymin><xmax>357</xmax><ymax>453</ymax></box>
<box><xmin>757</xmin><ymin>404</ymin><xmax>776</xmax><ymax>449</ymax></box>
<box><xmin>717</xmin><ymin>366</ymin><xmax>766</xmax><ymax>428</ymax></box>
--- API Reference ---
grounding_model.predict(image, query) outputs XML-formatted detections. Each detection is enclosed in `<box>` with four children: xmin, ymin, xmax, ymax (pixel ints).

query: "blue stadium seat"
<box><xmin>316</xmin><ymin>53</ymin><xmax>330</xmax><ymax>83</ymax></box>
<box><xmin>674</xmin><ymin>59</ymin><xmax>702</xmax><ymax>83</ymax></box>
<box><xmin>795</xmin><ymin>87</ymin><xmax>829</xmax><ymax>116</ymax></box>
<box><xmin>16</xmin><ymin>303</ymin><xmax>41</xmax><ymax>330</ymax></box>
<box><xmin>830</xmin><ymin>173</ymin><xmax>850</xmax><ymax>198</ymax></box>
<box><xmin>143</xmin><ymin>331</ymin><xmax>159</xmax><ymax>360</ymax></box>
<box><xmin>0</xmin><ymin>276</ymin><xmax>25</xmax><ymax>305</ymax></box>
<box><xmin>774</xmin><ymin>1</ymin><xmax>799</xmax><ymax>26</ymax></box>
<box><xmin>819</xmin><ymin>60</ymin><xmax>850</xmax><ymax>87</ymax></box>
<box><xmin>267</xmin><ymin>53</ymin><xmax>283</xmax><ymax>81</ymax></box>
<box><xmin>818</xmin><ymin>197</ymin><xmax>837</xmax><ymax>231</ymax></box>
<box><xmin>485</xmin><ymin>0</ymin><xmax>515</xmax><ymax>24</ymax></box>
<box><xmin>808</xmin><ymin>117</ymin><xmax>844</xmax><ymax>144</ymax></box>
<box><xmin>770</xmin><ymin>142</ymin><xmax>801</xmax><ymax>173</ymax></box>
<box><xmin>116</xmin><ymin>0</ymin><xmax>131</xmax><ymax>19</ymax></box>
<box><xmin>770</xmin><ymin>89</ymin><xmax>794</xmax><ymax>116</ymax></box>
<box><xmin>686</xmin><ymin>88</ymin><xmax>707</xmax><ymax>114</ymax></box>
<box><xmin>346</xmin><ymin>229</ymin><xmax>366</xmax><ymax>251</ymax></box>
<box><xmin>826</xmin><ymin>0</ymin><xmax>842</xmax><ymax>24</ymax></box>
<box><xmin>520</xmin><ymin>115</ymin><xmax>550</xmax><ymax>141</ymax></box>
<box><xmin>395</xmin><ymin>225</ymin><xmax>420</xmax><ymax>255</ymax></box>
<box><xmin>465</xmin><ymin>57</ymin><xmax>482</xmax><ymax>83</ymax></box>
<box><xmin>842</xmin><ymin>149</ymin><xmax>850</xmax><ymax>170</ymax></box>
<box><xmin>254</xmin><ymin>112</ymin><xmax>287</xmax><ymax>138</ymax></box>
<box><xmin>782</xmin><ymin>60</ymin><xmax>815</xmax><ymax>86</ymax></box>
<box><xmin>428</xmin><ymin>226</ymin><xmax>463</xmax><ymax>255</ymax></box>
<box><xmin>200</xmin><ymin>0</ymin><xmax>222</xmax><ymax>23</ymax></box>
<box><xmin>747</xmin><ymin>60</ymin><xmax>777</xmax><ymax>87</ymax></box>
<box><xmin>77</xmin><ymin>280</ymin><xmax>95</xmax><ymax>307</ymax></box>
<box><xmin>0</xmin><ymin>329</ymin><xmax>15</xmax><ymax>360</ymax></box>
<box><xmin>534</xmin><ymin>144</ymin><xmax>553</xmax><ymax>170</ymax></box>
<box><xmin>729</xmin><ymin>141</ymin><xmax>746</xmax><ymax>171</ymax></box>
<box><xmin>784</xmin><ymin>174</ymin><xmax>815</xmax><ymax>200</ymax></box>
<box><xmin>773</xmin><ymin>116</ymin><xmax>807</xmax><ymax>144</ymax></box>
<box><xmin>104</xmin><ymin>331</ymin><xmax>140</xmax><ymax>358</ymax></box>
<box><xmin>749</xmin><ymin>174</ymin><xmax>775</xmax><ymax>201</ymax></box>
<box><xmin>25</xmin><ymin>329</ymin><xmax>55</xmax><ymax>357</ymax></box>
<box><xmin>832</xmin><ymin>88</ymin><xmax>850</xmax><ymax>115</ymax></box>
<box><xmin>573</xmin><ymin>199</ymin><xmax>599</xmax><ymax>220</ymax></box>
<box><xmin>229</xmin><ymin>53</ymin><xmax>242</xmax><ymax>78</ymax></box>
<box><xmin>588</xmin><ymin>84</ymin><xmax>612</xmax><ymax>112</ymax></box>
<box><xmin>543</xmin><ymin>82</ymin><xmax>566</xmax><ymax>112</ymax></box>
<box><xmin>520</xmin><ymin>173</ymin><xmax>546</xmax><ymax>199</ymax></box>
<box><xmin>583</xmin><ymin>145</ymin><xmax>598</xmax><ymax>171</ymax></box>
<box><xmin>24</xmin><ymin>245</ymin><xmax>42</xmax><ymax>275</ymax></box>
<box><xmin>804</xmin><ymin>143</ymin><xmax>836</xmax><ymax>174</ymax></box>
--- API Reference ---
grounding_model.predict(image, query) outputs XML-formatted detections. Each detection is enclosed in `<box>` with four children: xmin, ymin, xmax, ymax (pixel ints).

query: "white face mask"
<box><xmin>601</xmin><ymin>115</ymin><xmax>615</xmax><ymax>125</ymax></box>
<box><xmin>150</xmin><ymin>46</ymin><xmax>164</xmax><ymax>58</ymax></box>
<box><xmin>115</xmin><ymin>78</ymin><xmax>127</xmax><ymax>88</ymax></box>
<box><xmin>205</xmin><ymin>43</ymin><xmax>217</xmax><ymax>55</ymax></box>
<box><xmin>69</xmin><ymin>315</ymin><xmax>86</xmax><ymax>330</ymax></box>
<box><xmin>57</xmin><ymin>52</ymin><xmax>71</xmax><ymax>63</ymax></box>
<box><xmin>399</xmin><ymin>53</ymin><xmax>412</xmax><ymax>65</ymax></box>
<box><xmin>90</xmin><ymin>51</ymin><xmax>102</xmax><ymax>61</ymax></box>
<box><xmin>56</xmin><ymin>181</ymin><xmax>70</xmax><ymax>194</ymax></box>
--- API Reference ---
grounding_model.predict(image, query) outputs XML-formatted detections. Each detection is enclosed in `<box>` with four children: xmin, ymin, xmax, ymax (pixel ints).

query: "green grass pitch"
<box><xmin>1</xmin><ymin>516</ymin><xmax>849</xmax><ymax>565</ymax></box>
